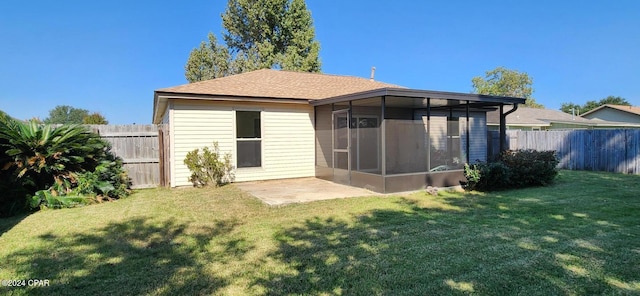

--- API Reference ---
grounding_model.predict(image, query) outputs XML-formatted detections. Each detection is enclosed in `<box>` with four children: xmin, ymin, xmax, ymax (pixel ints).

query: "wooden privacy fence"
<box><xmin>84</xmin><ymin>125</ymin><xmax>169</xmax><ymax>189</ymax></box>
<box><xmin>492</xmin><ymin>129</ymin><xmax>640</xmax><ymax>174</ymax></box>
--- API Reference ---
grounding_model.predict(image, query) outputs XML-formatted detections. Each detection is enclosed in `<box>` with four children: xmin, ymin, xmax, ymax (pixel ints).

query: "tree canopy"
<box><xmin>560</xmin><ymin>96</ymin><xmax>631</xmax><ymax>115</ymax></box>
<box><xmin>471</xmin><ymin>67</ymin><xmax>543</xmax><ymax>108</ymax></box>
<box><xmin>44</xmin><ymin>105</ymin><xmax>90</xmax><ymax>124</ymax></box>
<box><xmin>44</xmin><ymin>105</ymin><xmax>108</xmax><ymax>125</ymax></box>
<box><xmin>82</xmin><ymin>112</ymin><xmax>109</xmax><ymax>125</ymax></box>
<box><xmin>185</xmin><ymin>33</ymin><xmax>232</xmax><ymax>82</ymax></box>
<box><xmin>185</xmin><ymin>0</ymin><xmax>321</xmax><ymax>83</ymax></box>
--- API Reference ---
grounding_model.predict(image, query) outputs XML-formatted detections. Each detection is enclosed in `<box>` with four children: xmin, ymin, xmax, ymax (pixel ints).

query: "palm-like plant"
<box><xmin>0</xmin><ymin>112</ymin><xmax>128</xmax><ymax>215</ymax></box>
<box><xmin>0</xmin><ymin>119</ymin><xmax>106</xmax><ymax>190</ymax></box>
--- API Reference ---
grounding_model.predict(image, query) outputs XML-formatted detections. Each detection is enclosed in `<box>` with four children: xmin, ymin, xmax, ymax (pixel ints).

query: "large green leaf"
<box><xmin>95</xmin><ymin>181</ymin><xmax>115</xmax><ymax>195</ymax></box>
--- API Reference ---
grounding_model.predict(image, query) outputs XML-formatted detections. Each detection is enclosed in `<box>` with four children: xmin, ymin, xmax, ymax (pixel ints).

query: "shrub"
<box><xmin>31</xmin><ymin>190</ymin><xmax>93</xmax><ymax>210</ymax></box>
<box><xmin>501</xmin><ymin>149</ymin><xmax>559</xmax><ymax>188</ymax></box>
<box><xmin>464</xmin><ymin>149</ymin><xmax>558</xmax><ymax>191</ymax></box>
<box><xmin>184</xmin><ymin>142</ymin><xmax>234</xmax><ymax>187</ymax></box>
<box><xmin>464</xmin><ymin>161</ymin><xmax>511</xmax><ymax>191</ymax></box>
<box><xmin>0</xmin><ymin>113</ymin><xmax>130</xmax><ymax>215</ymax></box>
<box><xmin>73</xmin><ymin>158</ymin><xmax>130</xmax><ymax>201</ymax></box>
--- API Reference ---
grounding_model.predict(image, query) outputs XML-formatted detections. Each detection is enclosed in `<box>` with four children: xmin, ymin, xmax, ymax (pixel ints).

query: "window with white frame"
<box><xmin>236</xmin><ymin>111</ymin><xmax>261</xmax><ymax>168</ymax></box>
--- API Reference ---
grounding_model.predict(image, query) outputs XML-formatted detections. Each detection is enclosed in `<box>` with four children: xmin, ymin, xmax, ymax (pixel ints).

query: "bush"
<box><xmin>184</xmin><ymin>142</ymin><xmax>234</xmax><ymax>187</ymax></box>
<box><xmin>501</xmin><ymin>149</ymin><xmax>559</xmax><ymax>188</ymax></box>
<box><xmin>72</xmin><ymin>158</ymin><xmax>130</xmax><ymax>201</ymax></box>
<box><xmin>464</xmin><ymin>149</ymin><xmax>558</xmax><ymax>191</ymax></box>
<box><xmin>464</xmin><ymin>161</ymin><xmax>511</xmax><ymax>191</ymax></box>
<box><xmin>0</xmin><ymin>113</ymin><xmax>130</xmax><ymax>216</ymax></box>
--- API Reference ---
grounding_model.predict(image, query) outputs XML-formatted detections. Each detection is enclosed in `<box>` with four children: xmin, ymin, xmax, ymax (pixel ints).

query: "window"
<box><xmin>236</xmin><ymin>111</ymin><xmax>261</xmax><ymax>168</ymax></box>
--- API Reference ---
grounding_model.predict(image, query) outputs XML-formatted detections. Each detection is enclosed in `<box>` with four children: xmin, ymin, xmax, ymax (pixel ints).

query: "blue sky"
<box><xmin>1</xmin><ymin>0</ymin><xmax>639</xmax><ymax>124</ymax></box>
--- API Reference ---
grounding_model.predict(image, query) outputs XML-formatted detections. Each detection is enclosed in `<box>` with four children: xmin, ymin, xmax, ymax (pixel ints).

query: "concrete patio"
<box><xmin>234</xmin><ymin>177</ymin><xmax>377</xmax><ymax>206</ymax></box>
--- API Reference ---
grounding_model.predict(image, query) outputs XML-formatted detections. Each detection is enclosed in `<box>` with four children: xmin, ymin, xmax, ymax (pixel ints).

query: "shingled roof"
<box><xmin>156</xmin><ymin>69</ymin><xmax>403</xmax><ymax>100</ymax></box>
<box><xmin>487</xmin><ymin>107</ymin><xmax>595</xmax><ymax>126</ymax></box>
<box><xmin>487</xmin><ymin>106</ymin><xmax>640</xmax><ymax>128</ymax></box>
<box><xmin>581</xmin><ymin>104</ymin><xmax>640</xmax><ymax>117</ymax></box>
<box><xmin>152</xmin><ymin>69</ymin><xmax>525</xmax><ymax>123</ymax></box>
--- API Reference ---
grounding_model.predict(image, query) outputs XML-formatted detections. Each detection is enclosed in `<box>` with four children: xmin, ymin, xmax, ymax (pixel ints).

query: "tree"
<box><xmin>559</xmin><ymin>102</ymin><xmax>582</xmax><ymax>115</ymax></box>
<box><xmin>559</xmin><ymin>96</ymin><xmax>631</xmax><ymax>115</ymax></box>
<box><xmin>44</xmin><ymin>105</ymin><xmax>89</xmax><ymax>124</ymax></box>
<box><xmin>471</xmin><ymin>66</ymin><xmax>543</xmax><ymax>108</ymax></box>
<box><xmin>185</xmin><ymin>0</ymin><xmax>321</xmax><ymax>82</ymax></box>
<box><xmin>82</xmin><ymin>112</ymin><xmax>108</xmax><ymax>125</ymax></box>
<box><xmin>598</xmin><ymin>96</ymin><xmax>630</xmax><ymax>106</ymax></box>
<box><xmin>184</xmin><ymin>33</ymin><xmax>232</xmax><ymax>83</ymax></box>
<box><xmin>278</xmin><ymin>0</ymin><xmax>321</xmax><ymax>72</ymax></box>
<box><xmin>44</xmin><ymin>105</ymin><xmax>109</xmax><ymax>125</ymax></box>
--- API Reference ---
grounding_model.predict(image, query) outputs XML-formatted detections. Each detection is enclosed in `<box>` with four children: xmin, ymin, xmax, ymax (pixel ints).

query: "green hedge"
<box><xmin>464</xmin><ymin>149</ymin><xmax>559</xmax><ymax>191</ymax></box>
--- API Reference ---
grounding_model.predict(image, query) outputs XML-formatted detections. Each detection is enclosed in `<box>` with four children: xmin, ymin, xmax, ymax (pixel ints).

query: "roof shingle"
<box><xmin>156</xmin><ymin>69</ymin><xmax>404</xmax><ymax>100</ymax></box>
<box><xmin>581</xmin><ymin>104</ymin><xmax>640</xmax><ymax>117</ymax></box>
<box><xmin>487</xmin><ymin>107</ymin><xmax>596</xmax><ymax>125</ymax></box>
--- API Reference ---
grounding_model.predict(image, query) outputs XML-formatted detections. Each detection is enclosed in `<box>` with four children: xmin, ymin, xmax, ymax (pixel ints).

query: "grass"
<box><xmin>0</xmin><ymin>170</ymin><xmax>639</xmax><ymax>295</ymax></box>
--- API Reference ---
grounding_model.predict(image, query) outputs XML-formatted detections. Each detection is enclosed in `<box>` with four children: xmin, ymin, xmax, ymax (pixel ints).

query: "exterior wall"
<box><xmin>160</xmin><ymin>103</ymin><xmax>174</xmax><ymax>186</ymax></box>
<box><xmin>168</xmin><ymin>102</ymin><xmax>176</xmax><ymax>186</ymax></box>
<box><xmin>161</xmin><ymin>107</ymin><xmax>170</xmax><ymax>125</ymax></box>
<box><xmin>171</xmin><ymin>99</ymin><xmax>315</xmax><ymax>186</ymax></box>
<box><xmin>489</xmin><ymin>125</ymin><xmax>548</xmax><ymax>131</ymax></box>
<box><xmin>506</xmin><ymin>126</ymin><xmax>536</xmax><ymax>131</ymax></box>
<box><xmin>461</xmin><ymin>113</ymin><xmax>487</xmax><ymax>163</ymax></box>
<box><xmin>413</xmin><ymin>110</ymin><xmax>487</xmax><ymax>164</ymax></box>
<box><xmin>315</xmin><ymin>105</ymin><xmax>332</xmax><ymax>168</ymax></box>
<box><xmin>385</xmin><ymin>119</ymin><xmax>429</xmax><ymax>174</ymax></box>
<box><xmin>548</xmin><ymin>123</ymin><xmax>591</xmax><ymax>130</ymax></box>
<box><xmin>583</xmin><ymin>108</ymin><xmax>640</xmax><ymax>124</ymax></box>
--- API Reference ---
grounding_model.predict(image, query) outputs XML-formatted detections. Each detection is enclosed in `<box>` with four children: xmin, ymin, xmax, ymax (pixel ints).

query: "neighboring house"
<box><xmin>581</xmin><ymin>104</ymin><xmax>640</xmax><ymax>124</ymax></box>
<box><xmin>153</xmin><ymin>69</ymin><xmax>523</xmax><ymax>193</ymax></box>
<box><xmin>487</xmin><ymin>107</ymin><xmax>640</xmax><ymax>131</ymax></box>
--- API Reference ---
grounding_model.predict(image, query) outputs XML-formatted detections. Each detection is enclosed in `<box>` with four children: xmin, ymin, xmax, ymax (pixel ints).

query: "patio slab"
<box><xmin>234</xmin><ymin>177</ymin><xmax>377</xmax><ymax>206</ymax></box>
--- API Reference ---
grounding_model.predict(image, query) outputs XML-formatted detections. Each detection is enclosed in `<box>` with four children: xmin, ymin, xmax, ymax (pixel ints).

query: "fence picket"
<box><xmin>84</xmin><ymin>124</ymin><xmax>167</xmax><ymax>188</ymax></box>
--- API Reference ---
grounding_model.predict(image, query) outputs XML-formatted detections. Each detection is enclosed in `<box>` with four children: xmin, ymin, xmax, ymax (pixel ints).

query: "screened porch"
<box><xmin>313</xmin><ymin>89</ymin><xmax>523</xmax><ymax>193</ymax></box>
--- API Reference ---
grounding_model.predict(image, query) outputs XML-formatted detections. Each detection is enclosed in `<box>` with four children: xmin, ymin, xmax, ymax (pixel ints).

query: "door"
<box><xmin>351</xmin><ymin>116</ymin><xmax>379</xmax><ymax>172</ymax></box>
<box><xmin>332</xmin><ymin>110</ymin><xmax>350</xmax><ymax>184</ymax></box>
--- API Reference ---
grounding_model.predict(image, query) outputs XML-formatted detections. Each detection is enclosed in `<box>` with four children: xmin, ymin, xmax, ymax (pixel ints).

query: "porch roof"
<box><xmin>310</xmin><ymin>88</ymin><xmax>525</xmax><ymax>108</ymax></box>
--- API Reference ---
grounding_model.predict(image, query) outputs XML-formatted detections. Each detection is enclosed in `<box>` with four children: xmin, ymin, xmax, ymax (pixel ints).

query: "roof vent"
<box><xmin>370</xmin><ymin>66</ymin><xmax>376</xmax><ymax>81</ymax></box>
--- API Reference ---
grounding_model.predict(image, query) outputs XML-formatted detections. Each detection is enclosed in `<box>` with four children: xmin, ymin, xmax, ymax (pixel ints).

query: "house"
<box><xmin>486</xmin><ymin>107</ymin><xmax>640</xmax><ymax>131</ymax></box>
<box><xmin>152</xmin><ymin>69</ymin><xmax>524</xmax><ymax>193</ymax></box>
<box><xmin>581</xmin><ymin>104</ymin><xmax>640</xmax><ymax>124</ymax></box>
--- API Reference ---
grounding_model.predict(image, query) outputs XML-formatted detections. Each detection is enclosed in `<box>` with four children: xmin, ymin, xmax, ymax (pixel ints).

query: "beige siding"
<box><xmin>168</xmin><ymin>102</ymin><xmax>176</xmax><ymax>186</ymax></box>
<box><xmin>315</xmin><ymin>105</ymin><xmax>332</xmax><ymax>167</ymax></box>
<box><xmin>170</xmin><ymin>100</ymin><xmax>314</xmax><ymax>186</ymax></box>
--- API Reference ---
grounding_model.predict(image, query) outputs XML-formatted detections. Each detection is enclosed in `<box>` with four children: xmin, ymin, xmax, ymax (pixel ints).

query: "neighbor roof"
<box><xmin>581</xmin><ymin>104</ymin><xmax>640</xmax><ymax>117</ymax></box>
<box><xmin>156</xmin><ymin>69</ymin><xmax>403</xmax><ymax>100</ymax></box>
<box><xmin>487</xmin><ymin>107</ymin><xmax>640</xmax><ymax>128</ymax></box>
<box><xmin>488</xmin><ymin>107</ymin><xmax>601</xmax><ymax>126</ymax></box>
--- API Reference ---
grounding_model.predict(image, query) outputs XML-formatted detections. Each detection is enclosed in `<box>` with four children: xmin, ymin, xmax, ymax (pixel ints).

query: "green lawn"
<box><xmin>1</xmin><ymin>170</ymin><xmax>639</xmax><ymax>295</ymax></box>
